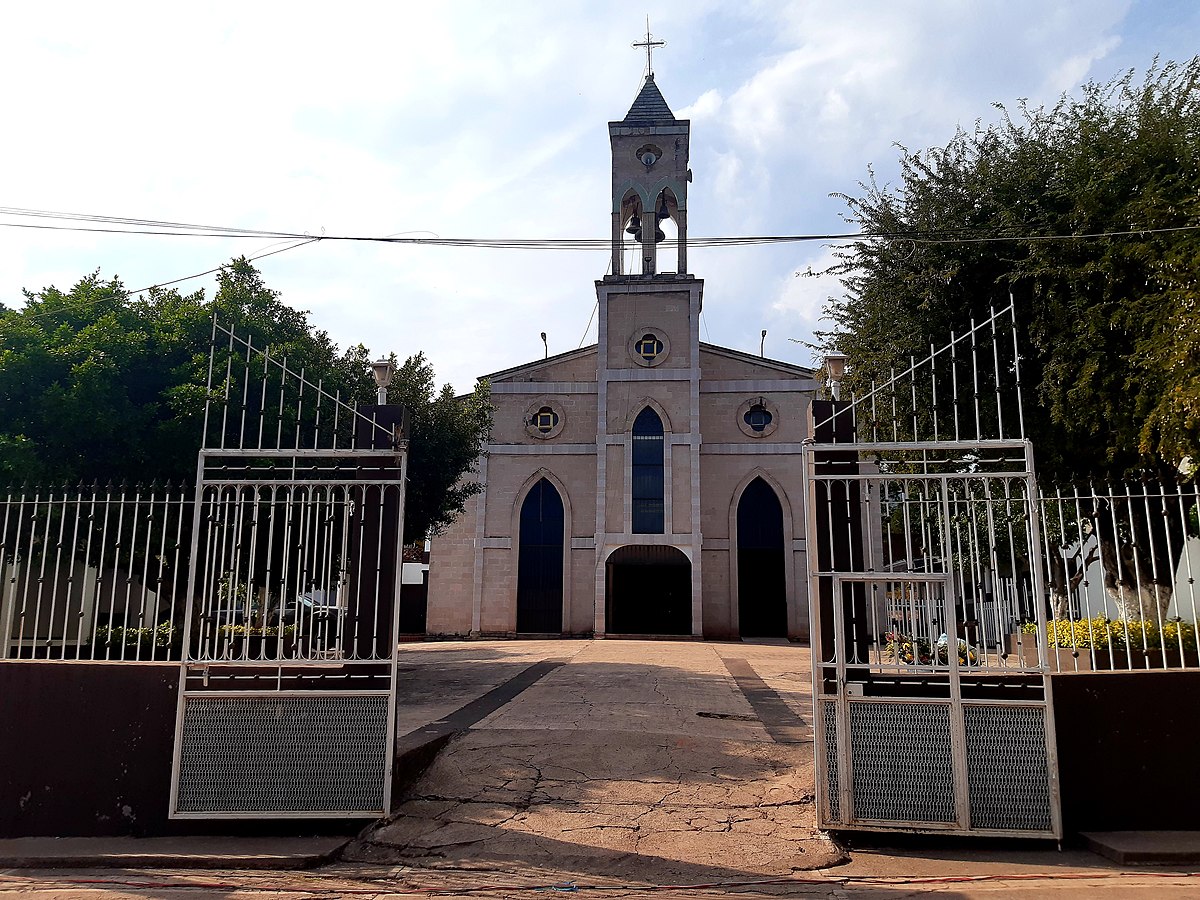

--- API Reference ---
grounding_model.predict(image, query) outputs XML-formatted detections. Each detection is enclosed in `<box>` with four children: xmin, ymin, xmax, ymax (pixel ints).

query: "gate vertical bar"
<box><xmin>1023</xmin><ymin>441</ymin><xmax>1063</xmax><ymax>838</ymax></box>
<box><xmin>940</xmin><ymin>479</ymin><xmax>970</xmax><ymax>831</ymax></box>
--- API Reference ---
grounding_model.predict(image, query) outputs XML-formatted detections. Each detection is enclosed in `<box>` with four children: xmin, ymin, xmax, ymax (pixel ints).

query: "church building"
<box><xmin>426</xmin><ymin>72</ymin><xmax>817</xmax><ymax>640</ymax></box>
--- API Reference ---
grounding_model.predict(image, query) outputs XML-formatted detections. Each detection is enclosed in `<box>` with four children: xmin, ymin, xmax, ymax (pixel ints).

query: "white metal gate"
<box><xmin>805</xmin><ymin>304</ymin><xmax>1062</xmax><ymax>838</ymax></box>
<box><xmin>169</xmin><ymin>317</ymin><xmax>408</xmax><ymax>819</ymax></box>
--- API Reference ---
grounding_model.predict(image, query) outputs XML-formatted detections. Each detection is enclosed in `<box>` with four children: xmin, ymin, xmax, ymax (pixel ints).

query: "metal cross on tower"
<box><xmin>631</xmin><ymin>18</ymin><xmax>666</xmax><ymax>76</ymax></box>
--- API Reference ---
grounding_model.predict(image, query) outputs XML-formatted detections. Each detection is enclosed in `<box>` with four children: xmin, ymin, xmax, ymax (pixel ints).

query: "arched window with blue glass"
<box><xmin>516</xmin><ymin>477</ymin><xmax>564</xmax><ymax>633</ymax></box>
<box><xmin>631</xmin><ymin>407</ymin><xmax>665</xmax><ymax>534</ymax></box>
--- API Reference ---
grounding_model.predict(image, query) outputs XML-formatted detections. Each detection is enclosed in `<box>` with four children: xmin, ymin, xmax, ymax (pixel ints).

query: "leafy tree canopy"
<box><xmin>0</xmin><ymin>257</ymin><xmax>490</xmax><ymax>537</ymax></box>
<box><xmin>818</xmin><ymin>58</ymin><xmax>1200</xmax><ymax>481</ymax></box>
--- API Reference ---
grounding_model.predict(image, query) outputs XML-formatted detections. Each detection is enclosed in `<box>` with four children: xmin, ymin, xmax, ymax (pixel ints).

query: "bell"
<box><xmin>654</xmin><ymin>227</ymin><xmax>666</xmax><ymax>242</ymax></box>
<box><xmin>657</xmin><ymin>198</ymin><xmax>670</xmax><ymax>220</ymax></box>
<box><xmin>625</xmin><ymin>214</ymin><xmax>641</xmax><ymax>236</ymax></box>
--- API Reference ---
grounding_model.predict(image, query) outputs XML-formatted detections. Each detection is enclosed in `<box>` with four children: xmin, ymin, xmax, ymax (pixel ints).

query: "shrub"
<box><xmin>1022</xmin><ymin>616</ymin><xmax>1197</xmax><ymax>651</ymax></box>
<box><xmin>218</xmin><ymin>624</ymin><xmax>297</xmax><ymax>640</ymax></box>
<box><xmin>95</xmin><ymin>620</ymin><xmax>176</xmax><ymax>650</ymax></box>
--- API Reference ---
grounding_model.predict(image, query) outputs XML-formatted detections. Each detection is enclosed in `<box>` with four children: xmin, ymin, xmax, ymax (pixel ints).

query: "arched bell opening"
<box><xmin>516</xmin><ymin>478</ymin><xmax>565</xmax><ymax>633</ymax></box>
<box><xmin>618</xmin><ymin>191</ymin><xmax>647</xmax><ymax>275</ymax></box>
<box><xmin>605</xmin><ymin>544</ymin><xmax>691</xmax><ymax>635</ymax></box>
<box><xmin>655</xmin><ymin>189</ymin><xmax>679</xmax><ymax>274</ymax></box>
<box><xmin>736</xmin><ymin>477</ymin><xmax>787</xmax><ymax>637</ymax></box>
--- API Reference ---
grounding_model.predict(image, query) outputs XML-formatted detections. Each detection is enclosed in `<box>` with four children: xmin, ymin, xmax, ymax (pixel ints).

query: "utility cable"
<box><xmin>577</xmin><ymin>300</ymin><xmax>599</xmax><ymax>349</ymax></box>
<box><xmin>126</xmin><ymin>238</ymin><xmax>319</xmax><ymax>294</ymax></box>
<box><xmin>15</xmin><ymin>238</ymin><xmax>320</xmax><ymax>322</ymax></box>
<box><xmin>2</xmin><ymin>205</ymin><xmax>1199</xmax><ymax>247</ymax></box>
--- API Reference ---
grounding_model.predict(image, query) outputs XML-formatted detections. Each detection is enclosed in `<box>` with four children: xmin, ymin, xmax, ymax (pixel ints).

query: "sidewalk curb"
<box><xmin>0</xmin><ymin>838</ymin><xmax>348</xmax><ymax>870</ymax></box>
<box><xmin>1083</xmin><ymin>832</ymin><xmax>1200</xmax><ymax>866</ymax></box>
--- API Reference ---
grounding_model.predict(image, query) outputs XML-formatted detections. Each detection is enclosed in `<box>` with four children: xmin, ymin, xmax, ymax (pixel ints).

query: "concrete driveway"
<box><xmin>346</xmin><ymin>638</ymin><xmax>841</xmax><ymax>881</ymax></box>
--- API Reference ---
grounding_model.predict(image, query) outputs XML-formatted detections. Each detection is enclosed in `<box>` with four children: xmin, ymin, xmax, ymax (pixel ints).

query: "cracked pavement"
<box><xmin>345</xmin><ymin>639</ymin><xmax>843</xmax><ymax>882</ymax></box>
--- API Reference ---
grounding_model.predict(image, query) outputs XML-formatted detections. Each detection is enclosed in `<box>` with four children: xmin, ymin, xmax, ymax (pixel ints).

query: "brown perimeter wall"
<box><xmin>1051</xmin><ymin>670</ymin><xmax>1200</xmax><ymax>833</ymax></box>
<box><xmin>0</xmin><ymin>662</ymin><xmax>358</xmax><ymax>838</ymax></box>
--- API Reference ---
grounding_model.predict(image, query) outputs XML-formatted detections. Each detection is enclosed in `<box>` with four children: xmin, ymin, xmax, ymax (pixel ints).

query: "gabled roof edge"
<box><xmin>699</xmin><ymin>342</ymin><xmax>817</xmax><ymax>378</ymax></box>
<box><xmin>482</xmin><ymin>344</ymin><xmax>599</xmax><ymax>383</ymax></box>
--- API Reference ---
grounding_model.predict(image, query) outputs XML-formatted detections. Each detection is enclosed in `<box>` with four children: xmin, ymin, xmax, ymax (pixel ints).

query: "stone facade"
<box><xmin>427</xmin><ymin>75</ymin><xmax>816</xmax><ymax>640</ymax></box>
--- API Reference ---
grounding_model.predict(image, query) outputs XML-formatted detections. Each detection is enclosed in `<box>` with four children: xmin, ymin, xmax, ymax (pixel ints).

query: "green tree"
<box><xmin>389</xmin><ymin>352</ymin><xmax>492</xmax><ymax>538</ymax></box>
<box><xmin>817</xmin><ymin>58</ymin><xmax>1200</xmax><ymax>619</ymax></box>
<box><xmin>0</xmin><ymin>257</ymin><xmax>489</xmax><ymax>539</ymax></box>
<box><xmin>819</xmin><ymin>57</ymin><xmax>1200</xmax><ymax>481</ymax></box>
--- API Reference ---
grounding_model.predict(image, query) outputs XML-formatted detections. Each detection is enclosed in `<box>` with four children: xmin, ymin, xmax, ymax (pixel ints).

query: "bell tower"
<box><xmin>609</xmin><ymin>73</ymin><xmax>690</xmax><ymax>276</ymax></box>
<box><xmin>593</xmin><ymin>35</ymin><xmax>705</xmax><ymax>639</ymax></box>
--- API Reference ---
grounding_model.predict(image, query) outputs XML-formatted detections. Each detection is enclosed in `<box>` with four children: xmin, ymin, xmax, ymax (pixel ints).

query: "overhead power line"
<box><xmin>18</xmin><ymin>238</ymin><xmax>320</xmax><ymax>323</ymax></box>
<box><xmin>2</xmin><ymin>205</ymin><xmax>1198</xmax><ymax>248</ymax></box>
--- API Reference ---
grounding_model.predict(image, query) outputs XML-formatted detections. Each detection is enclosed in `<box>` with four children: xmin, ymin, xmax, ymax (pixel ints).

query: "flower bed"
<box><xmin>1010</xmin><ymin>617</ymin><xmax>1199</xmax><ymax>670</ymax></box>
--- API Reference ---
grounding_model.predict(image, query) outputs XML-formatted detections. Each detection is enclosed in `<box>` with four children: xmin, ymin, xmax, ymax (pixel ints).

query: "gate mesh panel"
<box><xmin>849</xmin><ymin>701</ymin><xmax>956</xmax><ymax>824</ymax></box>
<box><xmin>176</xmin><ymin>695</ymin><xmax>389</xmax><ymax>814</ymax></box>
<box><xmin>822</xmin><ymin>701</ymin><xmax>840</xmax><ymax>823</ymax></box>
<box><xmin>964</xmin><ymin>704</ymin><xmax>1053</xmax><ymax>832</ymax></box>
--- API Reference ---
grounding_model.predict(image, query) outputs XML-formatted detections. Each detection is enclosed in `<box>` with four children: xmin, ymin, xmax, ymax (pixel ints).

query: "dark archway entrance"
<box><xmin>516</xmin><ymin>478</ymin><xmax>564</xmax><ymax>633</ymax></box>
<box><xmin>606</xmin><ymin>545</ymin><xmax>691</xmax><ymax>635</ymax></box>
<box><xmin>737</xmin><ymin>477</ymin><xmax>787</xmax><ymax>637</ymax></box>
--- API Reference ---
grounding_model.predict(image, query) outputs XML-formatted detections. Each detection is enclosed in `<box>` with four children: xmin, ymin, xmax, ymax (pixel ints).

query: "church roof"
<box><xmin>483</xmin><ymin>345</ymin><xmax>598</xmax><ymax>383</ymax></box>
<box><xmin>478</xmin><ymin>341</ymin><xmax>816</xmax><ymax>385</ymax></box>
<box><xmin>621</xmin><ymin>74</ymin><xmax>678</xmax><ymax>126</ymax></box>
<box><xmin>699</xmin><ymin>343</ymin><xmax>817</xmax><ymax>379</ymax></box>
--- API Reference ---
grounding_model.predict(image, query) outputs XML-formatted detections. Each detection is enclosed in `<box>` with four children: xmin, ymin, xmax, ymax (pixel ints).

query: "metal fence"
<box><xmin>832</xmin><ymin>474</ymin><xmax>1200</xmax><ymax>674</ymax></box>
<box><xmin>1034</xmin><ymin>479</ymin><xmax>1199</xmax><ymax>671</ymax></box>
<box><xmin>1</xmin><ymin>483</ymin><xmax>191</xmax><ymax>661</ymax></box>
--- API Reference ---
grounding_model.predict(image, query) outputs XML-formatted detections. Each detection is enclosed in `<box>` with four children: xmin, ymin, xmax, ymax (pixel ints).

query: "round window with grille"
<box><xmin>627</xmin><ymin>326</ymin><xmax>671</xmax><ymax>368</ymax></box>
<box><xmin>736</xmin><ymin>397</ymin><xmax>780</xmax><ymax>438</ymax></box>
<box><xmin>636</xmin><ymin>334</ymin><xmax>663</xmax><ymax>361</ymax></box>
<box><xmin>524</xmin><ymin>400</ymin><xmax>565</xmax><ymax>440</ymax></box>
<box><xmin>743</xmin><ymin>403</ymin><xmax>773</xmax><ymax>432</ymax></box>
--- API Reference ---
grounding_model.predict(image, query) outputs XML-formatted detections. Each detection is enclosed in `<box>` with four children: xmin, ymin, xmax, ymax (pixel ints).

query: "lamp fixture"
<box><xmin>824</xmin><ymin>352</ymin><xmax>849</xmax><ymax>400</ymax></box>
<box><xmin>370</xmin><ymin>358</ymin><xmax>395</xmax><ymax>405</ymax></box>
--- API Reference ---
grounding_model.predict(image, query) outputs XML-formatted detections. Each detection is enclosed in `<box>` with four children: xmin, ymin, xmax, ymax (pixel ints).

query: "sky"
<box><xmin>2</xmin><ymin>1</ymin><xmax>1197</xmax><ymax>392</ymax></box>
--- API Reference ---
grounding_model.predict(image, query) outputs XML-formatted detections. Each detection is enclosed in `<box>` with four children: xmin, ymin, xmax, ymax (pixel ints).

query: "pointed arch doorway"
<box><xmin>516</xmin><ymin>478</ymin><xmax>564</xmax><ymax>633</ymax></box>
<box><xmin>737</xmin><ymin>477</ymin><xmax>787</xmax><ymax>637</ymax></box>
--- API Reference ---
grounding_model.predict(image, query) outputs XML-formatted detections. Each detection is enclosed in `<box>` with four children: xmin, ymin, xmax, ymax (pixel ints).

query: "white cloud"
<box><xmin>0</xmin><ymin>0</ymin><xmax>1182</xmax><ymax>392</ymax></box>
<box><xmin>770</xmin><ymin>245</ymin><xmax>845</xmax><ymax>336</ymax></box>
<box><xmin>678</xmin><ymin>88</ymin><xmax>723</xmax><ymax>120</ymax></box>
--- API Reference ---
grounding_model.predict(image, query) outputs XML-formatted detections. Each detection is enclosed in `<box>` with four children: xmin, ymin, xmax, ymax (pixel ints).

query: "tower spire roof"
<box><xmin>621</xmin><ymin>75</ymin><xmax>678</xmax><ymax>127</ymax></box>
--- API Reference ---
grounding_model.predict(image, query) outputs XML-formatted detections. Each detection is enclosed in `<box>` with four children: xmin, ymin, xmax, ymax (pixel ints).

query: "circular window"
<box><xmin>736</xmin><ymin>397</ymin><xmax>780</xmax><ymax>439</ymax></box>
<box><xmin>524</xmin><ymin>400</ymin><xmax>565</xmax><ymax>440</ymax></box>
<box><xmin>743</xmin><ymin>404</ymin><xmax>773</xmax><ymax>433</ymax></box>
<box><xmin>636</xmin><ymin>334</ymin><xmax>663</xmax><ymax>362</ymax></box>
<box><xmin>635</xmin><ymin>143</ymin><xmax>662</xmax><ymax>167</ymax></box>
<box><xmin>627</xmin><ymin>326</ymin><xmax>671</xmax><ymax>368</ymax></box>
